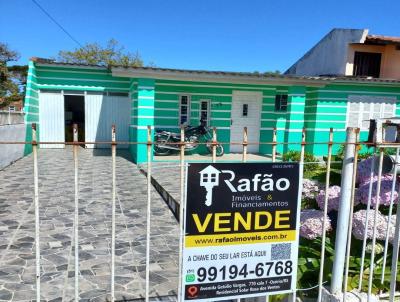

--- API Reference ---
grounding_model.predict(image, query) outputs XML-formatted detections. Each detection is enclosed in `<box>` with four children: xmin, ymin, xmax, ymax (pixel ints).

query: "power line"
<box><xmin>31</xmin><ymin>0</ymin><xmax>83</xmax><ymax>47</ymax></box>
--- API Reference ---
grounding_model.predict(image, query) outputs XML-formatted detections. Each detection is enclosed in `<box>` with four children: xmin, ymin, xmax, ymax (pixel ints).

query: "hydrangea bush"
<box><xmin>315</xmin><ymin>185</ymin><xmax>343</xmax><ymax>212</ymax></box>
<box><xmin>357</xmin><ymin>157</ymin><xmax>375</xmax><ymax>184</ymax></box>
<box><xmin>300</xmin><ymin>209</ymin><xmax>332</xmax><ymax>240</ymax></box>
<box><xmin>356</xmin><ymin>174</ymin><xmax>398</xmax><ymax>207</ymax></box>
<box><xmin>352</xmin><ymin>209</ymin><xmax>396</xmax><ymax>242</ymax></box>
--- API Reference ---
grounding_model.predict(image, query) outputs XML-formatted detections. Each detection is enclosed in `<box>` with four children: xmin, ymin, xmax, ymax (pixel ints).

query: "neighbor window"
<box><xmin>199</xmin><ymin>99</ymin><xmax>210</xmax><ymax>126</ymax></box>
<box><xmin>179</xmin><ymin>95</ymin><xmax>191</xmax><ymax>125</ymax></box>
<box><xmin>347</xmin><ymin>95</ymin><xmax>396</xmax><ymax>129</ymax></box>
<box><xmin>275</xmin><ymin>94</ymin><xmax>288</xmax><ymax>111</ymax></box>
<box><xmin>353</xmin><ymin>51</ymin><xmax>382</xmax><ymax>78</ymax></box>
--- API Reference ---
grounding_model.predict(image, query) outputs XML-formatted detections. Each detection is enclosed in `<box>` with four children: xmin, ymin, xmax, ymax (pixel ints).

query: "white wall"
<box><xmin>285</xmin><ymin>28</ymin><xmax>368</xmax><ymax>76</ymax></box>
<box><xmin>0</xmin><ymin>124</ymin><xmax>26</xmax><ymax>170</ymax></box>
<box><xmin>0</xmin><ymin>111</ymin><xmax>24</xmax><ymax>125</ymax></box>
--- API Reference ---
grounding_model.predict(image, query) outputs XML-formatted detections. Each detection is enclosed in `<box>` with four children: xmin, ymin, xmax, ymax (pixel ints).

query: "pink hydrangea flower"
<box><xmin>352</xmin><ymin>209</ymin><xmax>397</xmax><ymax>243</ymax></box>
<box><xmin>356</xmin><ymin>175</ymin><xmax>398</xmax><ymax>208</ymax></box>
<box><xmin>300</xmin><ymin>209</ymin><xmax>332</xmax><ymax>240</ymax></box>
<box><xmin>357</xmin><ymin>157</ymin><xmax>375</xmax><ymax>184</ymax></box>
<box><xmin>316</xmin><ymin>186</ymin><xmax>342</xmax><ymax>212</ymax></box>
<box><xmin>302</xmin><ymin>179</ymin><xmax>320</xmax><ymax>200</ymax></box>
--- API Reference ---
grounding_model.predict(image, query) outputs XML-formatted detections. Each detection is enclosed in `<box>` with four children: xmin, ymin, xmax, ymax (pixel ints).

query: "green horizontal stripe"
<box><xmin>38</xmin><ymin>78</ymin><xmax>129</xmax><ymax>89</ymax></box>
<box><xmin>154</xmin><ymin>110</ymin><xmax>178</xmax><ymax>117</ymax></box>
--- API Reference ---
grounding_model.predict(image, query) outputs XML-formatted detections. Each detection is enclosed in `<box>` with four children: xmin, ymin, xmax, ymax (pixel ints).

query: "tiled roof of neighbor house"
<box><xmin>31</xmin><ymin>57</ymin><xmax>400</xmax><ymax>84</ymax></box>
<box><xmin>365</xmin><ymin>34</ymin><xmax>400</xmax><ymax>45</ymax></box>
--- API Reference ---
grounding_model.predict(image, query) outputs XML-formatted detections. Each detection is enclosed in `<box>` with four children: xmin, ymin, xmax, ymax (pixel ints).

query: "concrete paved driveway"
<box><xmin>0</xmin><ymin>148</ymin><xmax>179</xmax><ymax>301</ymax></box>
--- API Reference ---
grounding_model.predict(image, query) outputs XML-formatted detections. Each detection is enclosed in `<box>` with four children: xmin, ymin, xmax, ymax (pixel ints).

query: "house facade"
<box><xmin>285</xmin><ymin>28</ymin><xmax>400</xmax><ymax>79</ymax></box>
<box><xmin>24</xmin><ymin>58</ymin><xmax>400</xmax><ymax>163</ymax></box>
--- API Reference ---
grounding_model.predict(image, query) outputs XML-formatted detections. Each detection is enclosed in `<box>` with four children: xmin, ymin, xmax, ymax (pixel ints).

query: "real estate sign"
<box><xmin>181</xmin><ymin>163</ymin><xmax>301</xmax><ymax>301</ymax></box>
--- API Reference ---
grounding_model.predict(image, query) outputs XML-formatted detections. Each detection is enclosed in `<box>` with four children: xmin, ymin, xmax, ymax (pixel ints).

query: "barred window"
<box><xmin>179</xmin><ymin>95</ymin><xmax>191</xmax><ymax>125</ymax></box>
<box><xmin>275</xmin><ymin>95</ymin><xmax>288</xmax><ymax>112</ymax></box>
<box><xmin>199</xmin><ymin>100</ymin><xmax>210</xmax><ymax>126</ymax></box>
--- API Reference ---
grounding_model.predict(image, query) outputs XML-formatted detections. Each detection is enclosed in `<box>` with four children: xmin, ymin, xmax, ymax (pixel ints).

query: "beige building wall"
<box><xmin>346</xmin><ymin>44</ymin><xmax>400</xmax><ymax>78</ymax></box>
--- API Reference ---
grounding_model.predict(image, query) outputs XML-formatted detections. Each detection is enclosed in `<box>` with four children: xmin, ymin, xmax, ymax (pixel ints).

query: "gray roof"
<box><xmin>32</xmin><ymin>57</ymin><xmax>400</xmax><ymax>84</ymax></box>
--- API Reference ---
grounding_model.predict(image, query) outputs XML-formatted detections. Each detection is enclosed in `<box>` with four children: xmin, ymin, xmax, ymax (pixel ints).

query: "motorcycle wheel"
<box><xmin>154</xmin><ymin>136</ymin><xmax>172</xmax><ymax>156</ymax></box>
<box><xmin>206</xmin><ymin>142</ymin><xmax>224</xmax><ymax>157</ymax></box>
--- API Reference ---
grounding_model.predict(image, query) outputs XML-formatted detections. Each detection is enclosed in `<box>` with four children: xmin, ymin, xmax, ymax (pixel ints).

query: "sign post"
<box><xmin>181</xmin><ymin>163</ymin><xmax>301</xmax><ymax>301</ymax></box>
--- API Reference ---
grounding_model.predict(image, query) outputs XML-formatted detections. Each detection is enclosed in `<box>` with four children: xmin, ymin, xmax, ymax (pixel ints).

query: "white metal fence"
<box><xmin>1</xmin><ymin>123</ymin><xmax>400</xmax><ymax>302</ymax></box>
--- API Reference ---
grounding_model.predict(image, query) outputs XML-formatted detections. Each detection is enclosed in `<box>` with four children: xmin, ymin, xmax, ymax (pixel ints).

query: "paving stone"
<box><xmin>48</xmin><ymin>241</ymin><xmax>63</xmax><ymax>248</ymax></box>
<box><xmin>0</xmin><ymin>288</ymin><xmax>12</xmax><ymax>300</ymax></box>
<box><xmin>80</xmin><ymin>244</ymin><xmax>94</xmax><ymax>251</ymax></box>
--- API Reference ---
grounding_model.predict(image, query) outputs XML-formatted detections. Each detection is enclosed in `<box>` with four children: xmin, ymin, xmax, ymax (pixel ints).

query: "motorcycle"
<box><xmin>154</xmin><ymin>122</ymin><xmax>224</xmax><ymax>156</ymax></box>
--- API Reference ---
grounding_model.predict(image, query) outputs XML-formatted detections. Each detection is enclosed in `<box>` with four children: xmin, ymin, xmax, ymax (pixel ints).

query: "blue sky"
<box><xmin>1</xmin><ymin>0</ymin><xmax>400</xmax><ymax>72</ymax></box>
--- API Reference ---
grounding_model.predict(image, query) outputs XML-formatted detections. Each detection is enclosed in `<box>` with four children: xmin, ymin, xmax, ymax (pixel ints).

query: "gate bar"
<box><xmin>32</xmin><ymin>123</ymin><xmax>41</xmax><ymax>302</ymax></box>
<box><xmin>178</xmin><ymin>126</ymin><xmax>185</xmax><ymax>302</ymax></box>
<box><xmin>367</xmin><ymin>149</ymin><xmax>384</xmax><ymax>301</ymax></box>
<box><xmin>242</xmin><ymin>127</ymin><xmax>248</xmax><ymax>163</ymax></box>
<box><xmin>272</xmin><ymin>128</ymin><xmax>277</xmax><ymax>162</ymax></box>
<box><xmin>145</xmin><ymin>126</ymin><xmax>152</xmax><ymax>302</ymax></box>
<box><xmin>73</xmin><ymin>124</ymin><xmax>79</xmax><ymax>301</ymax></box>
<box><xmin>358</xmin><ymin>148</ymin><xmax>377</xmax><ymax>290</ymax></box>
<box><xmin>317</xmin><ymin>128</ymin><xmax>333</xmax><ymax>302</ymax></box>
<box><xmin>111</xmin><ymin>125</ymin><xmax>116</xmax><ymax>301</ymax></box>
<box><xmin>389</xmin><ymin>157</ymin><xmax>400</xmax><ymax>301</ymax></box>
<box><xmin>289</xmin><ymin>128</ymin><xmax>306</xmax><ymax>302</ymax></box>
<box><xmin>381</xmin><ymin>147</ymin><xmax>400</xmax><ymax>284</ymax></box>
<box><xmin>212</xmin><ymin>127</ymin><xmax>217</xmax><ymax>163</ymax></box>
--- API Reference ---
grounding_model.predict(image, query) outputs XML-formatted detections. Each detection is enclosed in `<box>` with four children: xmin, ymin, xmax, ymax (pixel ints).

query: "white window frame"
<box><xmin>179</xmin><ymin>95</ymin><xmax>191</xmax><ymax>126</ymax></box>
<box><xmin>199</xmin><ymin>99</ymin><xmax>211</xmax><ymax>126</ymax></box>
<box><xmin>346</xmin><ymin>95</ymin><xmax>397</xmax><ymax>130</ymax></box>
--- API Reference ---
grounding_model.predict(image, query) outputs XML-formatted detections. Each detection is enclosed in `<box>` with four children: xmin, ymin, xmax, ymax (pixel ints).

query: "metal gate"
<box><xmin>1</xmin><ymin>121</ymin><xmax>400</xmax><ymax>302</ymax></box>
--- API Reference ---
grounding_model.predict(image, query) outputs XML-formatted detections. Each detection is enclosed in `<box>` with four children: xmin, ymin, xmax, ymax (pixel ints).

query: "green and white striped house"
<box><xmin>24</xmin><ymin>58</ymin><xmax>400</xmax><ymax>163</ymax></box>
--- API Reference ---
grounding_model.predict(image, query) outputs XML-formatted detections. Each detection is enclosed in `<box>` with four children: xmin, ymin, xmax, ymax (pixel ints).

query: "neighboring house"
<box><xmin>285</xmin><ymin>28</ymin><xmax>400</xmax><ymax>79</ymax></box>
<box><xmin>0</xmin><ymin>98</ymin><xmax>24</xmax><ymax>112</ymax></box>
<box><xmin>24</xmin><ymin>57</ymin><xmax>400</xmax><ymax>163</ymax></box>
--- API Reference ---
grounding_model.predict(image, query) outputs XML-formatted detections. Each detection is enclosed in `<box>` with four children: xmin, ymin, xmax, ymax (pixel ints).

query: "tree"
<box><xmin>0</xmin><ymin>43</ymin><xmax>24</xmax><ymax>109</ymax></box>
<box><xmin>58</xmin><ymin>39</ymin><xmax>143</xmax><ymax>67</ymax></box>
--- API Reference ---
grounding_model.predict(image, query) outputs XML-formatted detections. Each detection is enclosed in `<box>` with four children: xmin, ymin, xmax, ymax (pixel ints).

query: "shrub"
<box><xmin>282</xmin><ymin>150</ymin><xmax>319</xmax><ymax>172</ymax></box>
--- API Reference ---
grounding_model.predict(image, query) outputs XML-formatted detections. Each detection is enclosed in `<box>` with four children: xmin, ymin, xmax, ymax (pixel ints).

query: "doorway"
<box><xmin>64</xmin><ymin>95</ymin><xmax>85</xmax><ymax>143</ymax></box>
<box><xmin>230</xmin><ymin>91</ymin><xmax>262</xmax><ymax>153</ymax></box>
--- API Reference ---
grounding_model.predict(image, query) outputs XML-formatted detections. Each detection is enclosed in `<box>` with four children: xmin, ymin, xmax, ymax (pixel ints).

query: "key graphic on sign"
<box><xmin>199</xmin><ymin>165</ymin><xmax>221</xmax><ymax>206</ymax></box>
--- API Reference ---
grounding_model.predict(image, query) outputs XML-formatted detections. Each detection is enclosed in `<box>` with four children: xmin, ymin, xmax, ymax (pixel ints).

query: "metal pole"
<box><xmin>73</xmin><ymin>124</ymin><xmax>79</xmax><ymax>301</ymax></box>
<box><xmin>111</xmin><ymin>125</ymin><xmax>116</xmax><ymax>302</ymax></box>
<box><xmin>331</xmin><ymin>127</ymin><xmax>357</xmax><ymax>295</ymax></box>
<box><xmin>242</xmin><ymin>127</ymin><xmax>248</xmax><ymax>163</ymax></box>
<box><xmin>367</xmin><ymin>149</ymin><xmax>384</xmax><ymax>302</ymax></box>
<box><xmin>389</xmin><ymin>161</ymin><xmax>400</xmax><ymax>301</ymax></box>
<box><xmin>212</xmin><ymin>127</ymin><xmax>217</xmax><ymax>163</ymax></box>
<box><xmin>145</xmin><ymin>125</ymin><xmax>152</xmax><ymax>302</ymax></box>
<box><xmin>343</xmin><ymin>129</ymin><xmax>360</xmax><ymax>300</ymax></box>
<box><xmin>358</xmin><ymin>148</ymin><xmax>376</xmax><ymax>291</ymax></box>
<box><xmin>381</xmin><ymin>147</ymin><xmax>399</xmax><ymax>284</ymax></box>
<box><xmin>178</xmin><ymin>126</ymin><xmax>185</xmax><ymax>302</ymax></box>
<box><xmin>272</xmin><ymin>128</ymin><xmax>277</xmax><ymax>162</ymax></box>
<box><xmin>32</xmin><ymin>123</ymin><xmax>40</xmax><ymax>302</ymax></box>
<box><xmin>317</xmin><ymin>128</ymin><xmax>333</xmax><ymax>302</ymax></box>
